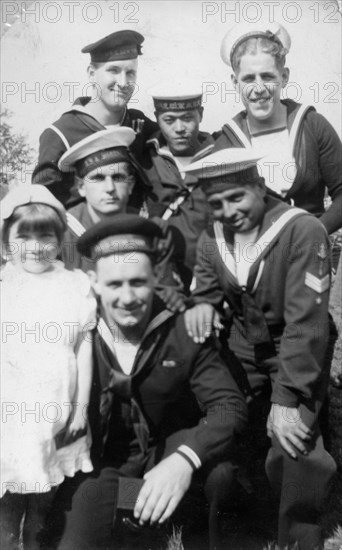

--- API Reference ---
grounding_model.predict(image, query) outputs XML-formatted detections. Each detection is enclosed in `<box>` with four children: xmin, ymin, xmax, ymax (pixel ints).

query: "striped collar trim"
<box><xmin>64</xmin><ymin>104</ymin><xmax>127</xmax><ymax>126</ymax></box>
<box><xmin>66</xmin><ymin>212</ymin><xmax>86</xmax><ymax>238</ymax></box>
<box><xmin>213</xmin><ymin>207</ymin><xmax>306</xmax><ymax>286</ymax></box>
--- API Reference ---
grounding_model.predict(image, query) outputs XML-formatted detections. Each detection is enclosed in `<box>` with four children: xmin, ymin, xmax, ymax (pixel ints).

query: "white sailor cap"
<box><xmin>58</xmin><ymin>127</ymin><xmax>136</xmax><ymax>177</ymax></box>
<box><xmin>220</xmin><ymin>21</ymin><xmax>291</xmax><ymax>67</ymax></box>
<box><xmin>182</xmin><ymin>148</ymin><xmax>264</xmax><ymax>194</ymax></box>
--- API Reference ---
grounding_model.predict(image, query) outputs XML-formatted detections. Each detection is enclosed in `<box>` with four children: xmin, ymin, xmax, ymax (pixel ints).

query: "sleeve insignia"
<box><xmin>317</xmin><ymin>243</ymin><xmax>328</xmax><ymax>261</ymax></box>
<box><xmin>304</xmin><ymin>272</ymin><xmax>330</xmax><ymax>294</ymax></box>
<box><xmin>316</xmin><ymin>243</ymin><xmax>329</xmax><ymax>276</ymax></box>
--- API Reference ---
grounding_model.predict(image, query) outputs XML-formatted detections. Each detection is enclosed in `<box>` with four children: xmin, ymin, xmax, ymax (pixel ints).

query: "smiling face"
<box><xmin>88</xmin><ymin>58</ymin><xmax>138</xmax><ymax>111</ymax></box>
<box><xmin>207</xmin><ymin>181</ymin><xmax>266</xmax><ymax>233</ymax></box>
<box><xmin>78</xmin><ymin>162</ymin><xmax>135</xmax><ymax>218</ymax></box>
<box><xmin>94</xmin><ymin>252</ymin><xmax>155</xmax><ymax>336</ymax></box>
<box><xmin>232</xmin><ymin>50</ymin><xmax>289</xmax><ymax>124</ymax></box>
<box><xmin>8</xmin><ymin>220</ymin><xmax>60</xmax><ymax>274</ymax></box>
<box><xmin>157</xmin><ymin>109</ymin><xmax>203</xmax><ymax>156</ymax></box>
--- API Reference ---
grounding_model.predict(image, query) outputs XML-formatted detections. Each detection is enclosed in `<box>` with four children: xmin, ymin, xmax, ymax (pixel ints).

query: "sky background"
<box><xmin>1</xmin><ymin>0</ymin><xmax>341</xmax><ymax>177</ymax></box>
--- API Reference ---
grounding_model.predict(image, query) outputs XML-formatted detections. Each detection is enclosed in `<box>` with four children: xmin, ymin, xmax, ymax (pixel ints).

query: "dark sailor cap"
<box><xmin>82</xmin><ymin>30</ymin><xmax>144</xmax><ymax>62</ymax></box>
<box><xmin>152</xmin><ymin>92</ymin><xmax>202</xmax><ymax>113</ymax></box>
<box><xmin>77</xmin><ymin>214</ymin><xmax>162</xmax><ymax>259</ymax></box>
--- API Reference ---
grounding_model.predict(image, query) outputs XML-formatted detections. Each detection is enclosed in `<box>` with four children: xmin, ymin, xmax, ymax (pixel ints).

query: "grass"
<box><xmin>323</xmin><ymin>526</ymin><xmax>342</xmax><ymax>550</ymax></box>
<box><xmin>163</xmin><ymin>526</ymin><xmax>342</xmax><ymax>550</ymax></box>
<box><xmin>165</xmin><ymin>526</ymin><xmax>184</xmax><ymax>550</ymax></box>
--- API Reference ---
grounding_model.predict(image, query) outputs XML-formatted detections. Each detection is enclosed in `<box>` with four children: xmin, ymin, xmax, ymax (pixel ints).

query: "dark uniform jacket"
<box><xmin>32</xmin><ymin>97</ymin><xmax>158</xmax><ymax>208</ymax></box>
<box><xmin>141</xmin><ymin>131</ymin><xmax>215</xmax><ymax>290</ymax></box>
<box><xmin>192</xmin><ymin>197</ymin><xmax>332</xmax><ymax>409</ymax></box>
<box><xmin>89</xmin><ymin>298</ymin><xmax>247</xmax><ymax>473</ymax></box>
<box><xmin>213</xmin><ymin>99</ymin><xmax>342</xmax><ymax>234</ymax></box>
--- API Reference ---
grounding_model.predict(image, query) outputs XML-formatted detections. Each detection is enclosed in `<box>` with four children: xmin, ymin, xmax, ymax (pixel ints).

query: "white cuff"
<box><xmin>177</xmin><ymin>445</ymin><xmax>201</xmax><ymax>470</ymax></box>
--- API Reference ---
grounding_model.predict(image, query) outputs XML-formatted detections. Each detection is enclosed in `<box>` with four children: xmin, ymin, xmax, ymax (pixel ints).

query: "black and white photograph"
<box><xmin>1</xmin><ymin>1</ymin><xmax>342</xmax><ymax>549</ymax></box>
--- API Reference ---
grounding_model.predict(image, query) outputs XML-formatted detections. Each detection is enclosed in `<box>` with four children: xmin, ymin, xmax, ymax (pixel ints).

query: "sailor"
<box><xmin>141</xmin><ymin>90</ymin><xmax>215</xmax><ymax>291</ymax></box>
<box><xmin>59</xmin><ymin>127</ymin><xmax>185</xmax><ymax>312</ymax></box>
<box><xmin>48</xmin><ymin>214</ymin><xmax>247</xmax><ymax>550</ymax></box>
<box><xmin>32</xmin><ymin>30</ymin><xmax>157</xmax><ymax>209</ymax></box>
<box><xmin>213</xmin><ymin>21</ymin><xmax>342</xmax><ymax>234</ymax></box>
<box><xmin>184</xmin><ymin>148</ymin><xmax>337</xmax><ymax>550</ymax></box>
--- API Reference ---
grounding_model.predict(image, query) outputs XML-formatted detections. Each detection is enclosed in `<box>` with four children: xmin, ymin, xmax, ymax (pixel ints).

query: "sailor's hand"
<box><xmin>134</xmin><ymin>453</ymin><xmax>193</xmax><ymax>525</ymax></box>
<box><xmin>267</xmin><ymin>404</ymin><xmax>313</xmax><ymax>459</ymax></box>
<box><xmin>184</xmin><ymin>303</ymin><xmax>217</xmax><ymax>343</ymax></box>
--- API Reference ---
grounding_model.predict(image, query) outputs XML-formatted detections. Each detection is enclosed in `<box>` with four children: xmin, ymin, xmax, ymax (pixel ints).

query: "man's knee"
<box><xmin>265</xmin><ymin>435</ymin><xmax>337</xmax><ymax>506</ymax></box>
<box><xmin>203</xmin><ymin>461</ymin><xmax>237</xmax><ymax>504</ymax></box>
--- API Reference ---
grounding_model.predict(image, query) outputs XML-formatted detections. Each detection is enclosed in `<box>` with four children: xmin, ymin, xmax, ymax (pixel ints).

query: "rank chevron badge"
<box><xmin>305</xmin><ymin>272</ymin><xmax>330</xmax><ymax>304</ymax></box>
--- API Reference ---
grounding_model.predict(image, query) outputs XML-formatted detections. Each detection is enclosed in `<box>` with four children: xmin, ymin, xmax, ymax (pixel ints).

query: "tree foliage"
<box><xmin>0</xmin><ymin>108</ymin><xmax>34</xmax><ymax>198</ymax></box>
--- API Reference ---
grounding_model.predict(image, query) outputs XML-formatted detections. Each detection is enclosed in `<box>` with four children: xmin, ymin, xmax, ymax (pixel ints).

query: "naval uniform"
<box><xmin>191</xmin><ymin>196</ymin><xmax>337</xmax><ymax>549</ymax></box>
<box><xmin>32</xmin><ymin>97</ymin><xmax>158</xmax><ymax>208</ymax></box>
<box><xmin>213</xmin><ymin>99</ymin><xmax>342</xmax><ymax>234</ymax></box>
<box><xmin>48</xmin><ymin>298</ymin><xmax>247</xmax><ymax>550</ymax></box>
<box><xmin>62</xmin><ymin>203</ymin><xmax>185</xmax><ymax>304</ymax></box>
<box><xmin>141</xmin><ymin>131</ymin><xmax>215</xmax><ymax>291</ymax></box>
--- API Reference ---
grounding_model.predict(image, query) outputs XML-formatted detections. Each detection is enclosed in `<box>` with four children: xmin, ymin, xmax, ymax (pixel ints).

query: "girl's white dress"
<box><xmin>0</xmin><ymin>261</ymin><xmax>97</xmax><ymax>497</ymax></box>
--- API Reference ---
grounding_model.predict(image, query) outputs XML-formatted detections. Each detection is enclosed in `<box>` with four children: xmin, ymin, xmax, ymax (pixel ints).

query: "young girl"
<box><xmin>0</xmin><ymin>184</ymin><xmax>96</xmax><ymax>549</ymax></box>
